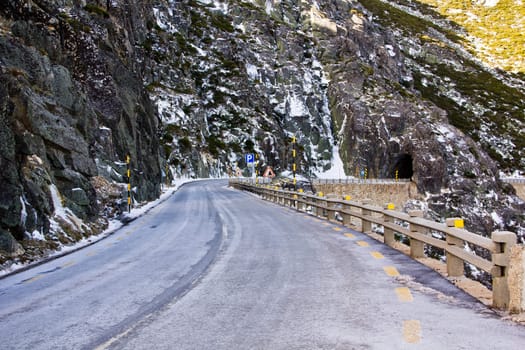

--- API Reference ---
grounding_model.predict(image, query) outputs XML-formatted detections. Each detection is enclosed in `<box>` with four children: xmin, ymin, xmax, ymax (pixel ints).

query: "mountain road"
<box><xmin>0</xmin><ymin>180</ymin><xmax>523</xmax><ymax>349</ymax></box>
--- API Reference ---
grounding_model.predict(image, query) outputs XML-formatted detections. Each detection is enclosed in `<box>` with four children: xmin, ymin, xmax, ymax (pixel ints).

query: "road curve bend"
<box><xmin>0</xmin><ymin>180</ymin><xmax>523</xmax><ymax>350</ymax></box>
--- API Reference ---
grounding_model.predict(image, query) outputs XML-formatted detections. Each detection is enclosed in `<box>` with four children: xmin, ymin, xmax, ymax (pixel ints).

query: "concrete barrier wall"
<box><xmin>315</xmin><ymin>182</ymin><xmax>420</xmax><ymax>209</ymax></box>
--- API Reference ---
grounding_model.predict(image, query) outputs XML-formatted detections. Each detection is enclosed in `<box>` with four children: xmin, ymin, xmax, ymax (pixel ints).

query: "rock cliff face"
<box><xmin>310</xmin><ymin>0</ymin><xmax>525</xmax><ymax>239</ymax></box>
<box><xmin>0</xmin><ymin>0</ymin><xmax>524</xmax><ymax>267</ymax></box>
<box><xmin>146</xmin><ymin>0</ymin><xmax>523</xmax><ymax>239</ymax></box>
<box><xmin>0</xmin><ymin>0</ymin><xmax>161</xmax><ymax>264</ymax></box>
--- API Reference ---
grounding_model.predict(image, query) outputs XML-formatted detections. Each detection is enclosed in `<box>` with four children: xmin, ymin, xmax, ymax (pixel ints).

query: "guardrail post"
<box><xmin>292</xmin><ymin>193</ymin><xmax>299</xmax><ymax>209</ymax></box>
<box><xmin>491</xmin><ymin>231</ymin><xmax>517</xmax><ymax>309</ymax></box>
<box><xmin>383</xmin><ymin>203</ymin><xmax>395</xmax><ymax>247</ymax></box>
<box><xmin>341</xmin><ymin>196</ymin><xmax>352</xmax><ymax>227</ymax></box>
<box><xmin>320</xmin><ymin>193</ymin><xmax>328</xmax><ymax>219</ymax></box>
<box><xmin>314</xmin><ymin>192</ymin><xmax>324</xmax><ymax>217</ymax></box>
<box><xmin>326</xmin><ymin>199</ymin><xmax>334</xmax><ymax>221</ymax></box>
<box><xmin>408</xmin><ymin>210</ymin><xmax>425</xmax><ymax>258</ymax></box>
<box><xmin>445</xmin><ymin>218</ymin><xmax>465</xmax><ymax>277</ymax></box>
<box><xmin>361</xmin><ymin>199</ymin><xmax>372</xmax><ymax>233</ymax></box>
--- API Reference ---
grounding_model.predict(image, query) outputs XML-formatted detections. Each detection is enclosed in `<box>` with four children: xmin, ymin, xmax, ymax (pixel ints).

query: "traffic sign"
<box><xmin>246</xmin><ymin>153</ymin><xmax>254</xmax><ymax>165</ymax></box>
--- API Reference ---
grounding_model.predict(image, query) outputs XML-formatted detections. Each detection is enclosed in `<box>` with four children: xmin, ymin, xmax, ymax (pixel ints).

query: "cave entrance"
<box><xmin>393</xmin><ymin>154</ymin><xmax>413</xmax><ymax>179</ymax></box>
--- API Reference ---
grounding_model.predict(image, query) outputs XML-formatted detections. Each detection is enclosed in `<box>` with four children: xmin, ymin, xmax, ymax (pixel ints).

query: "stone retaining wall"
<box><xmin>511</xmin><ymin>183</ymin><xmax>525</xmax><ymax>201</ymax></box>
<box><xmin>315</xmin><ymin>182</ymin><xmax>420</xmax><ymax>209</ymax></box>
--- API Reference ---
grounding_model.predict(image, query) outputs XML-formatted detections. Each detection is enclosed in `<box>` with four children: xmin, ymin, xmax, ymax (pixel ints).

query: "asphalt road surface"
<box><xmin>1</xmin><ymin>180</ymin><xmax>524</xmax><ymax>349</ymax></box>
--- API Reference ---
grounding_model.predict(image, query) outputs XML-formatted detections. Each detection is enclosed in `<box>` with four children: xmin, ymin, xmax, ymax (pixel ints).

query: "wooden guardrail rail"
<box><xmin>230</xmin><ymin>180</ymin><xmax>518</xmax><ymax>310</ymax></box>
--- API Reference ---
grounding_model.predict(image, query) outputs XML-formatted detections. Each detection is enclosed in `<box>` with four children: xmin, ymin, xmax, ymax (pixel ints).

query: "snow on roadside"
<box><xmin>0</xmin><ymin>178</ymin><xmax>198</xmax><ymax>278</ymax></box>
<box><xmin>314</xmin><ymin>146</ymin><xmax>347</xmax><ymax>179</ymax></box>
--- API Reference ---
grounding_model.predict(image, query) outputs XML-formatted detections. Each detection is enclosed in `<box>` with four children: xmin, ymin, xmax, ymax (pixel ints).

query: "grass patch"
<box><xmin>206</xmin><ymin>135</ymin><xmax>226</xmax><ymax>157</ymax></box>
<box><xmin>84</xmin><ymin>4</ymin><xmax>109</xmax><ymax>18</ymax></box>
<box><xmin>359</xmin><ymin>0</ymin><xmax>462</xmax><ymax>43</ymax></box>
<box><xmin>211</xmin><ymin>13</ymin><xmax>235</xmax><ymax>33</ymax></box>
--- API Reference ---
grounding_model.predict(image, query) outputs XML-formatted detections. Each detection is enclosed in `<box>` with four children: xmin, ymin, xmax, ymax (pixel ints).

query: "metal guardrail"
<box><xmin>230</xmin><ymin>180</ymin><xmax>518</xmax><ymax>310</ymax></box>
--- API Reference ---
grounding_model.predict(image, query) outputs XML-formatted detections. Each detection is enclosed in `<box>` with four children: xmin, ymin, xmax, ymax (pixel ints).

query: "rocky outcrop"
<box><xmin>0</xmin><ymin>1</ymin><xmax>161</xmax><ymax>265</ymax></box>
<box><xmin>307</xmin><ymin>0</ymin><xmax>524</xmax><ymax>239</ymax></box>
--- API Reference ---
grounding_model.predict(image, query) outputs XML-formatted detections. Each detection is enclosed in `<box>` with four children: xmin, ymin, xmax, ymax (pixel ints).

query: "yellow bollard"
<box><xmin>318</xmin><ymin>192</ymin><xmax>324</xmax><ymax>197</ymax></box>
<box><xmin>387</xmin><ymin>203</ymin><xmax>395</xmax><ymax>210</ymax></box>
<box><xmin>344</xmin><ymin>195</ymin><xmax>351</xmax><ymax>201</ymax></box>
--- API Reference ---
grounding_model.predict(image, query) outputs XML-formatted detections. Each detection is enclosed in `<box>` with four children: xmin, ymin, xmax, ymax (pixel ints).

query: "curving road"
<box><xmin>0</xmin><ymin>180</ymin><xmax>524</xmax><ymax>349</ymax></box>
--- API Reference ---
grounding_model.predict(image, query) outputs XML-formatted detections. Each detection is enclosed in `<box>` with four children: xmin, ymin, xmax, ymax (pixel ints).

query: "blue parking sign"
<box><xmin>245</xmin><ymin>153</ymin><xmax>254</xmax><ymax>164</ymax></box>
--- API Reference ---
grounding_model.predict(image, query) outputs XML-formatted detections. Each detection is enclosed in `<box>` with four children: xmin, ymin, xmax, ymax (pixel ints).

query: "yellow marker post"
<box><xmin>291</xmin><ymin>135</ymin><xmax>296</xmax><ymax>187</ymax></box>
<box><xmin>386</xmin><ymin>203</ymin><xmax>395</xmax><ymax>210</ymax></box>
<box><xmin>344</xmin><ymin>195</ymin><xmax>351</xmax><ymax>201</ymax></box>
<box><xmin>126</xmin><ymin>154</ymin><xmax>131</xmax><ymax>213</ymax></box>
<box><xmin>454</xmin><ymin>219</ymin><xmax>464</xmax><ymax>229</ymax></box>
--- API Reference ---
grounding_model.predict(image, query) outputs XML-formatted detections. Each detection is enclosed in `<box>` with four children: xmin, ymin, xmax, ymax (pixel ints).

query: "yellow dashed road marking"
<box><xmin>344</xmin><ymin>233</ymin><xmax>355</xmax><ymax>239</ymax></box>
<box><xmin>403</xmin><ymin>320</ymin><xmax>421</xmax><ymax>344</ymax></box>
<box><xmin>86</xmin><ymin>251</ymin><xmax>98</xmax><ymax>257</ymax></box>
<box><xmin>383</xmin><ymin>266</ymin><xmax>400</xmax><ymax>276</ymax></box>
<box><xmin>332</xmin><ymin>227</ymin><xmax>342</xmax><ymax>232</ymax></box>
<box><xmin>61</xmin><ymin>261</ymin><xmax>76</xmax><ymax>268</ymax></box>
<box><xmin>370</xmin><ymin>251</ymin><xmax>384</xmax><ymax>259</ymax></box>
<box><xmin>356</xmin><ymin>240</ymin><xmax>369</xmax><ymax>247</ymax></box>
<box><xmin>117</xmin><ymin>237</ymin><xmax>124</xmax><ymax>241</ymax></box>
<box><xmin>396</xmin><ymin>287</ymin><xmax>414</xmax><ymax>302</ymax></box>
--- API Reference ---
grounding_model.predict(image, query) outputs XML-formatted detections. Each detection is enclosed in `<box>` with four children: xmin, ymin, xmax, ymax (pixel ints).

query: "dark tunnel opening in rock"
<box><xmin>393</xmin><ymin>154</ymin><xmax>413</xmax><ymax>179</ymax></box>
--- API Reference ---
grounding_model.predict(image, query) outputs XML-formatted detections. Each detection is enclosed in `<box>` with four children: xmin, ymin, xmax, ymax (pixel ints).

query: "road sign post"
<box><xmin>246</xmin><ymin>153</ymin><xmax>255</xmax><ymax>178</ymax></box>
